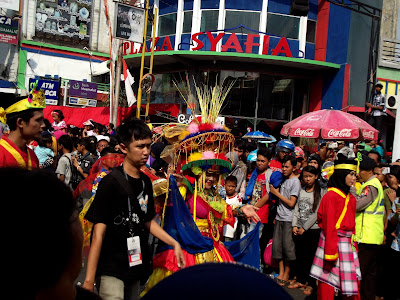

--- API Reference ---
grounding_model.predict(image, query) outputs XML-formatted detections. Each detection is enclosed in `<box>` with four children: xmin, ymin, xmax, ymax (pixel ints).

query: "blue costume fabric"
<box><xmin>159</xmin><ymin>176</ymin><xmax>261</xmax><ymax>269</ymax></box>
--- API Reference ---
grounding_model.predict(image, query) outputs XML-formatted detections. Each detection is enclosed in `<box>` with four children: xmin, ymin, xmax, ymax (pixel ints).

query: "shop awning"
<box><xmin>123</xmin><ymin>50</ymin><xmax>340</xmax><ymax>74</ymax></box>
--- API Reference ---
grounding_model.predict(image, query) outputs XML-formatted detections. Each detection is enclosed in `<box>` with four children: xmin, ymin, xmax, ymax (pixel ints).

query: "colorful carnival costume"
<box><xmin>310</xmin><ymin>160</ymin><xmax>361</xmax><ymax>299</ymax></box>
<box><xmin>141</xmin><ymin>80</ymin><xmax>260</xmax><ymax>295</ymax></box>
<box><xmin>0</xmin><ymin>84</ymin><xmax>46</xmax><ymax>169</ymax></box>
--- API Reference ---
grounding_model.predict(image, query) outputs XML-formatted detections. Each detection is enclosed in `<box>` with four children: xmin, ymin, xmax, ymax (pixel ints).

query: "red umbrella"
<box><xmin>281</xmin><ymin>109</ymin><xmax>378</xmax><ymax>141</ymax></box>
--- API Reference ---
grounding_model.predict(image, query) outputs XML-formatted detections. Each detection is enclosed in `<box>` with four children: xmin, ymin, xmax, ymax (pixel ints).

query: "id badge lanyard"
<box><xmin>123</xmin><ymin>169</ymin><xmax>145</xmax><ymax>267</ymax></box>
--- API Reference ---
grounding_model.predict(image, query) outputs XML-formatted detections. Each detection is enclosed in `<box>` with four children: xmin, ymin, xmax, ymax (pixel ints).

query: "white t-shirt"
<box><xmin>56</xmin><ymin>153</ymin><xmax>73</xmax><ymax>190</ymax></box>
<box><xmin>223</xmin><ymin>194</ymin><xmax>242</xmax><ymax>238</ymax></box>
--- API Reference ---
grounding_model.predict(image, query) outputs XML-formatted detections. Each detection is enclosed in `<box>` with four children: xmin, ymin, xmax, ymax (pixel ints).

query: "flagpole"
<box><xmin>145</xmin><ymin>7</ymin><xmax>157</xmax><ymax>117</ymax></box>
<box><xmin>136</xmin><ymin>0</ymin><xmax>150</xmax><ymax>119</ymax></box>
<box><xmin>112</xmin><ymin>40</ymin><xmax>123</xmax><ymax>126</ymax></box>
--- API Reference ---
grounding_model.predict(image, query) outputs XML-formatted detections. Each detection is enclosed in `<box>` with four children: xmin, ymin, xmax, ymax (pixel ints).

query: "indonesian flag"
<box><xmin>122</xmin><ymin>58</ymin><xmax>136</xmax><ymax>106</ymax></box>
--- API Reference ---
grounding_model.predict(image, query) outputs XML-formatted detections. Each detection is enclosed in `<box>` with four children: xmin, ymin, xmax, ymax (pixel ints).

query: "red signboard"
<box><xmin>123</xmin><ymin>32</ymin><xmax>293</xmax><ymax>57</ymax></box>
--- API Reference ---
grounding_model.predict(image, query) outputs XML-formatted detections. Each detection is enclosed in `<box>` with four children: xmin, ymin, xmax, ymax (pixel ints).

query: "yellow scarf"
<box><xmin>0</xmin><ymin>139</ymin><xmax>32</xmax><ymax>170</ymax></box>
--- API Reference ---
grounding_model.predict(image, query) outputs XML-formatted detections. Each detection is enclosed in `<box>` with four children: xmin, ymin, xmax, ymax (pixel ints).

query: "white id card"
<box><xmin>127</xmin><ymin>236</ymin><xmax>142</xmax><ymax>267</ymax></box>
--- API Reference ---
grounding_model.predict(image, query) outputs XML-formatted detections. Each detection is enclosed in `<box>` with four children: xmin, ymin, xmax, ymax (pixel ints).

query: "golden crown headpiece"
<box><xmin>0</xmin><ymin>83</ymin><xmax>46</xmax><ymax>124</ymax></box>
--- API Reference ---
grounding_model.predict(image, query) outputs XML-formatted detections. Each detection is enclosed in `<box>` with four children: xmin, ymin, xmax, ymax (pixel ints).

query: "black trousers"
<box><xmin>367</xmin><ymin>115</ymin><xmax>385</xmax><ymax>140</ymax></box>
<box><xmin>293</xmin><ymin>228</ymin><xmax>321</xmax><ymax>287</ymax></box>
<box><xmin>358</xmin><ymin>243</ymin><xmax>379</xmax><ymax>300</ymax></box>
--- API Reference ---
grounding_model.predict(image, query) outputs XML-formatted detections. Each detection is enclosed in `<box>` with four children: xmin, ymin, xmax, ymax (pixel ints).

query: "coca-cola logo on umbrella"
<box><xmin>326</xmin><ymin>129</ymin><xmax>353</xmax><ymax>138</ymax></box>
<box><xmin>306</xmin><ymin>116</ymin><xmax>322</xmax><ymax>122</ymax></box>
<box><xmin>293</xmin><ymin>128</ymin><xmax>316</xmax><ymax>137</ymax></box>
<box><xmin>362</xmin><ymin>130</ymin><xmax>376</xmax><ymax>140</ymax></box>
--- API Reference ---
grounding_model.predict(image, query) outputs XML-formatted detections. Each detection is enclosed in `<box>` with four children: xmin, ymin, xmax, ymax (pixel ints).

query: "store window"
<box><xmin>266</xmin><ymin>13</ymin><xmax>299</xmax><ymax>39</ymax></box>
<box><xmin>150</xmin><ymin>72</ymin><xmax>188</xmax><ymax>104</ymax></box>
<box><xmin>225</xmin><ymin>10</ymin><xmax>260</xmax><ymax>34</ymax></box>
<box><xmin>258</xmin><ymin>77</ymin><xmax>294</xmax><ymax>121</ymax></box>
<box><xmin>159</xmin><ymin>13</ymin><xmax>177</xmax><ymax>36</ymax></box>
<box><xmin>220</xmin><ymin>70</ymin><xmax>258</xmax><ymax>118</ymax></box>
<box><xmin>306</xmin><ymin>19</ymin><xmax>316</xmax><ymax>43</ymax></box>
<box><xmin>200</xmin><ymin>10</ymin><xmax>219</xmax><ymax>32</ymax></box>
<box><xmin>182</xmin><ymin>11</ymin><xmax>193</xmax><ymax>33</ymax></box>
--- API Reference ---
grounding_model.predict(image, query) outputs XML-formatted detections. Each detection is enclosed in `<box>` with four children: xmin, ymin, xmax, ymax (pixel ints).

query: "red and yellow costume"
<box><xmin>0</xmin><ymin>136</ymin><xmax>39</xmax><ymax>169</ymax></box>
<box><xmin>310</xmin><ymin>161</ymin><xmax>361</xmax><ymax>299</ymax></box>
<box><xmin>317</xmin><ymin>188</ymin><xmax>357</xmax><ymax>261</ymax></box>
<box><xmin>0</xmin><ymin>83</ymin><xmax>46</xmax><ymax>170</ymax></box>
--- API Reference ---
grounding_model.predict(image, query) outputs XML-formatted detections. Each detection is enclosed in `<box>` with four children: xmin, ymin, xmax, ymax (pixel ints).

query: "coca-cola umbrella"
<box><xmin>280</xmin><ymin>109</ymin><xmax>378</xmax><ymax>141</ymax></box>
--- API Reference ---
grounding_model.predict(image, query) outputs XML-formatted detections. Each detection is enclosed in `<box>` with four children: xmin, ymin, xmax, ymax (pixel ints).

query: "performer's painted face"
<box><xmin>205</xmin><ymin>172</ymin><xmax>218</xmax><ymax>189</ymax></box>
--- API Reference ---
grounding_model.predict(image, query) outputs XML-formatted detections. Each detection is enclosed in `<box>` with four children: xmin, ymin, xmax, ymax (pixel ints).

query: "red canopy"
<box><xmin>281</xmin><ymin>109</ymin><xmax>379</xmax><ymax>141</ymax></box>
<box><xmin>44</xmin><ymin>104</ymin><xmax>180</xmax><ymax>127</ymax></box>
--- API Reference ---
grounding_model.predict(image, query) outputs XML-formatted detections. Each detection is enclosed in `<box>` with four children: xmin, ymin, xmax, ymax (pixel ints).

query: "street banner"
<box><xmin>0</xmin><ymin>15</ymin><xmax>18</xmax><ymax>45</ymax></box>
<box><xmin>69</xmin><ymin>80</ymin><xmax>98</xmax><ymax>99</ymax></box>
<box><xmin>29</xmin><ymin>78</ymin><xmax>60</xmax><ymax>105</ymax></box>
<box><xmin>114</xmin><ymin>3</ymin><xmax>145</xmax><ymax>43</ymax></box>
<box><xmin>0</xmin><ymin>0</ymin><xmax>19</xmax><ymax>11</ymax></box>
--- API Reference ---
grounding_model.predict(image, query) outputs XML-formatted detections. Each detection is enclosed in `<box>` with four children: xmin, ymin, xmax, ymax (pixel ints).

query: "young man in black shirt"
<box><xmin>83</xmin><ymin>118</ymin><xmax>185</xmax><ymax>300</ymax></box>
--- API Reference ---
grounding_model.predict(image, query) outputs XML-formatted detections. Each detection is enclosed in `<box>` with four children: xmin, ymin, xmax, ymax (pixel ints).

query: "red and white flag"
<box><xmin>122</xmin><ymin>58</ymin><xmax>136</xmax><ymax>106</ymax></box>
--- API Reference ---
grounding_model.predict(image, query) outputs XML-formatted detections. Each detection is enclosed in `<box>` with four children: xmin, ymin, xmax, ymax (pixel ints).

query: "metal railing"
<box><xmin>379</xmin><ymin>38</ymin><xmax>400</xmax><ymax>69</ymax></box>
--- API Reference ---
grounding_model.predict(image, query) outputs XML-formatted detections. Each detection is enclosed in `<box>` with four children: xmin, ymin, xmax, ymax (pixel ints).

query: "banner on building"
<box><xmin>29</xmin><ymin>78</ymin><xmax>60</xmax><ymax>105</ymax></box>
<box><xmin>0</xmin><ymin>0</ymin><xmax>19</xmax><ymax>11</ymax></box>
<box><xmin>69</xmin><ymin>80</ymin><xmax>98</xmax><ymax>98</ymax></box>
<box><xmin>69</xmin><ymin>97</ymin><xmax>97</xmax><ymax>107</ymax></box>
<box><xmin>35</xmin><ymin>0</ymin><xmax>91</xmax><ymax>46</ymax></box>
<box><xmin>0</xmin><ymin>15</ymin><xmax>18</xmax><ymax>45</ymax></box>
<box><xmin>114</xmin><ymin>3</ymin><xmax>145</xmax><ymax>43</ymax></box>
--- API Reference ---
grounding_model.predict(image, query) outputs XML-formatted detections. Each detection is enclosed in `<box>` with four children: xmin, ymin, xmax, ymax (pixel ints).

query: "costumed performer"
<box><xmin>141</xmin><ymin>80</ymin><xmax>261</xmax><ymax>295</ymax></box>
<box><xmin>310</xmin><ymin>159</ymin><xmax>361</xmax><ymax>299</ymax></box>
<box><xmin>0</xmin><ymin>84</ymin><xmax>46</xmax><ymax>169</ymax></box>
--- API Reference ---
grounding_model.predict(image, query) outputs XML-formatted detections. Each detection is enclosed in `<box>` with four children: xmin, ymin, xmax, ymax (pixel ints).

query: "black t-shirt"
<box><xmin>85</xmin><ymin>166</ymin><xmax>155</xmax><ymax>282</ymax></box>
<box><xmin>78</xmin><ymin>152</ymin><xmax>96</xmax><ymax>181</ymax></box>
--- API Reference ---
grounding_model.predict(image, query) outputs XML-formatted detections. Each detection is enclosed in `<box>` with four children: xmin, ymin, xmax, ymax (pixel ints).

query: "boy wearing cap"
<box><xmin>350</xmin><ymin>155</ymin><xmax>385</xmax><ymax>300</ymax></box>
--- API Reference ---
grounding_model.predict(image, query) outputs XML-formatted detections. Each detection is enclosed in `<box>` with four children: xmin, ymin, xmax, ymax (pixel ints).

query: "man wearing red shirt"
<box><xmin>269</xmin><ymin>139</ymin><xmax>295</xmax><ymax>172</ymax></box>
<box><xmin>0</xmin><ymin>91</ymin><xmax>46</xmax><ymax>169</ymax></box>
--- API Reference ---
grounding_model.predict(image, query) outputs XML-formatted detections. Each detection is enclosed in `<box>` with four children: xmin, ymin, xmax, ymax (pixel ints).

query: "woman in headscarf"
<box><xmin>226</xmin><ymin>151</ymin><xmax>246</xmax><ymax>199</ymax></box>
<box><xmin>309</xmin><ymin>159</ymin><xmax>361</xmax><ymax>299</ymax></box>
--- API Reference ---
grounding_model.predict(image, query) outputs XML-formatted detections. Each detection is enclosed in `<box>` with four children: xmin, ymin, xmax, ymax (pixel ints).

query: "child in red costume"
<box><xmin>310</xmin><ymin>159</ymin><xmax>361</xmax><ymax>299</ymax></box>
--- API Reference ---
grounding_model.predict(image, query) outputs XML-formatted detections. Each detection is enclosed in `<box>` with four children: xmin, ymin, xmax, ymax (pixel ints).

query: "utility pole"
<box><xmin>145</xmin><ymin>7</ymin><xmax>157</xmax><ymax>117</ymax></box>
<box><xmin>136</xmin><ymin>0</ymin><xmax>150</xmax><ymax>119</ymax></box>
<box><xmin>112</xmin><ymin>40</ymin><xmax>123</xmax><ymax>126</ymax></box>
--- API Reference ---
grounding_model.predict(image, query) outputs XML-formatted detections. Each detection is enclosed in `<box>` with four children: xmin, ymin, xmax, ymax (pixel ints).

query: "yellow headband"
<box><xmin>334</xmin><ymin>164</ymin><xmax>357</xmax><ymax>172</ymax></box>
<box><xmin>0</xmin><ymin>89</ymin><xmax>46</xmax><ymax>124</ymax></box>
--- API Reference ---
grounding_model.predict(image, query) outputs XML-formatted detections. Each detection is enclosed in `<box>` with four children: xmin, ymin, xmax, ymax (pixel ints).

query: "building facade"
<box><xmin>123</xmin><ymin>0</ymin><xmax>384</xmax><ymax>137</ymax></box>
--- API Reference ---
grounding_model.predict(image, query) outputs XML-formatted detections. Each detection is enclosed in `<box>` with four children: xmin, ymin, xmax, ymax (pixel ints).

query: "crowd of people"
<box><xmin>1</xmin><ymin>87</ymin><xmax>399</xmax><ymax>300</ymax></box>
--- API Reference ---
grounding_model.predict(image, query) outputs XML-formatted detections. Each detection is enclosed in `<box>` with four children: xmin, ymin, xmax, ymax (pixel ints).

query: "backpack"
<box><xmin>67</xmin><ymin>156</ymin><xmax>80</xmax><ymax>190</ymax></box>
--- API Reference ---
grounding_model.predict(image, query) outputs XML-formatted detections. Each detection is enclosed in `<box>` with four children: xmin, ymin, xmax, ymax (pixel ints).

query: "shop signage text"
<box><xmin>69</xmin><ymin>97</ymin><xmax>97</xmax><ymax>107</ymax></box>
<box><xmin>0</xmin><ymin>15</ymin><xmax>18</xmax><ymax>45</ymax></box>
<box><xmin>123</xmin><ymin>32</ymin><xmax>293</xmax><ymax>58</ymax></box>
<box><xmin>69</xmin><ymin>80</ymin><xmax>98</xmax><ymax>99</ymax></box>
<box><xmin>177</xmin><ymin>113</ymin><xmax>225</xmax><ymax>126</ymax></box>
<box><xmin>29</xmin><ymin>78</ymin><xmax>59</xmax><ymax>105</ymax></box>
